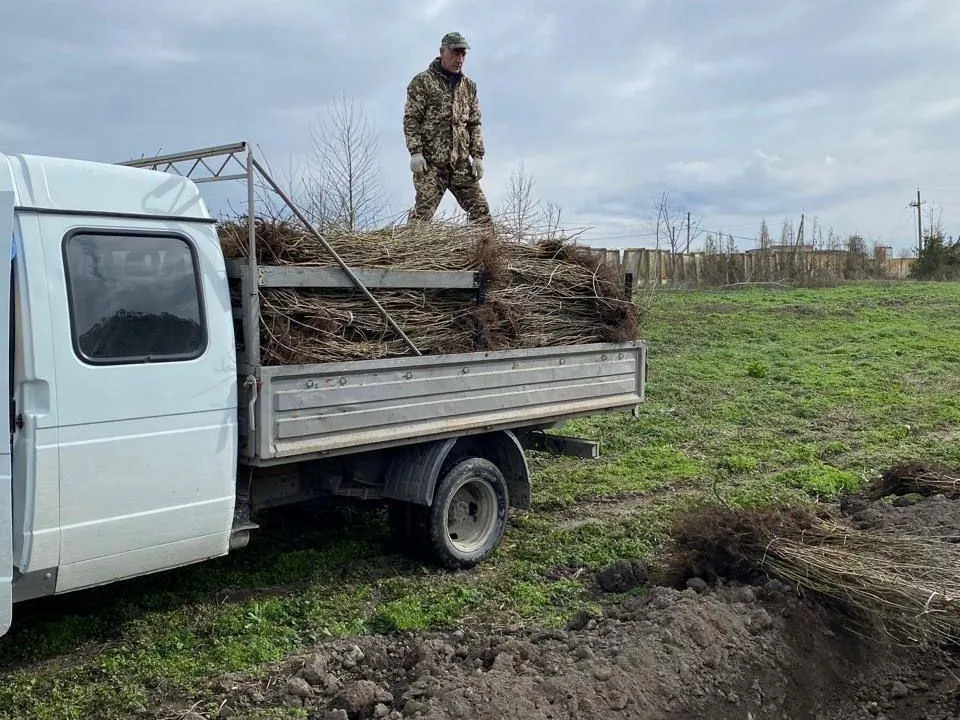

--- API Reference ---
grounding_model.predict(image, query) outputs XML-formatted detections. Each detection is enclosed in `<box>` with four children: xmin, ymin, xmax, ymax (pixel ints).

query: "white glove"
<box><xmin>410</xmin><ymin>153</ymin><xmax>426</xmax><ymax>175</ymax></box>
<box><xmin>472</xmin><ymin>157</ymin><xmax>484</xmax><ymax>179</ymax></box>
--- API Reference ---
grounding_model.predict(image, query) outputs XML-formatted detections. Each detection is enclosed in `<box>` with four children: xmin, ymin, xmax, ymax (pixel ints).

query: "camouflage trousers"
<box><xmin>408</xmin><ymin>162</ymin><xmax>492</xmax><ymax>226</ymax></box>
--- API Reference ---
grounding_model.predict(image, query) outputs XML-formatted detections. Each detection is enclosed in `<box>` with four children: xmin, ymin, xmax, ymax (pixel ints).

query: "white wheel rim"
<box><xmin>444</xmin><ymin>478</ymin><xmax>498</xmax><ymax>554</ymax></box>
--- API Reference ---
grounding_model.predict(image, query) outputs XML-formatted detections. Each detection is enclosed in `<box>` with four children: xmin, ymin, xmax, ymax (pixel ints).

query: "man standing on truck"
<box><xmin>403</xmin><ymin>32</ymin><xmax>493</xmax><ymax>228</ymax></box>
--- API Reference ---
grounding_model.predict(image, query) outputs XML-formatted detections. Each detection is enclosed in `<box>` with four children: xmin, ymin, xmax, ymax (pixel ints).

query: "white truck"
<box><xmin>0</xmin><ymin>141</ymin><xmax>646</xmax><ymax>637</ymax></box>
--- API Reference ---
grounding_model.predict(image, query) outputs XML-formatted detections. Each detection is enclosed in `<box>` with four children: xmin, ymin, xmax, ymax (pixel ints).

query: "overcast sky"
<box><xmin>3</xmin><ymin>0</ymin><xmax>959</xmax><ymax>253</ymax></box>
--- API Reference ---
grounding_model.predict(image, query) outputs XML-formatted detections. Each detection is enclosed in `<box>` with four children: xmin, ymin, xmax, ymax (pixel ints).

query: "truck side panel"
<box><xmin>253</xmin><ymin>342</ymin><xmax>645</xmax><ymax>460</ymax></box>
<box><xmin>56</xmin><ymin>533</ymin><xmax>229</xmax><ymax>592</ymax></box>
<box><xmin>31</xmin><ymin>213</ymin><xmax>239</xmax><ymax>593</ymax></box>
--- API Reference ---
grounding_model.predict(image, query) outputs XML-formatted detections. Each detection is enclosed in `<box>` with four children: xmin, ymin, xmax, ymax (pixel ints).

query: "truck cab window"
<box><xmin>62</xmin><ymin>231</ymin><xmax>206</xmax><ymax>364</ymax></box>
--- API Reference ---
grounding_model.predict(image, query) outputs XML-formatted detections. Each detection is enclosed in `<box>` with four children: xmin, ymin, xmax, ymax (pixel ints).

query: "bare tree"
<box><xmin>823</xmin><ymin>227</ymin><xmax>842</xmax><ymax>252</ymax></box>
<box><xmin>653</xmin><ymin>192</ymin><xmax>701</xmax><ymax>253</ymax></box>
<box><xmin>652</xmin><ymin>191</ymin><xmax>675</xmax><ymax>251</ymax></box>
<box><xmin>306</xmin><ymin>93</ymin><xmax>390</xmax><ymax>232</ymax></box>
<box><xmin>495</xmin><ymin>163</ymin><xmax>572</xmax><ymax>243</ymax></box>
<box><xmin>809</xmin><ymin>216</ymin><xmax>825</xmax><ymax>250</ymax></box>
<box><xmin>540</xmin><ymin>201</ymin><xmax>564</xmax><ymax>241</ymax></box>
<box><xmin>687</xmin><ymin>214</ymin><xmax>704</xmax><ymax>252</ymax></box>
<box><xmin>498</xmin><ymin>162</ymin><xmax>541</xmax><ymax>242</ymax></box>
<box><xmin>758</xmin><ymin>218</ymin><xmax>771</xmax><ymax>250</ymax></box>
<box><xmin>257</xmin><ymin>151</ymin><xmax>326</xmax><ymax>225</ymax></box>
<box><xmin>652</xmin><ymin>191</ymin><xmax>702</xmax><ymax>281</ymax></box>
<box><xmin>779</xmin><ymin>217</ymin><xmax>796</xmax><ymax>246</ymax></box>
<box><xmin>926</xmin><ymin>203</ymin><xmax>944</xmax><ymax>243</ymax></box>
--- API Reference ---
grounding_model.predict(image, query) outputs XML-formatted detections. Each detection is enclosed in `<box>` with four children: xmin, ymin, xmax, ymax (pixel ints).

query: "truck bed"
<box><xmin>117</xmin><ymin>144</ymin><xmax>647</xmax><ymax>465</ymax></box>
<box><xmin>239</xmin><ymin>341</ymin><xmax>645</xmax><ymax>463</ymax></box>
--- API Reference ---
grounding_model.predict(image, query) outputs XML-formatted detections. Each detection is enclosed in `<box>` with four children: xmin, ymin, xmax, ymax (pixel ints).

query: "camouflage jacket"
<box><xmin>403</xmin><ymin>57</ymin><xmax>484</xmax><ymax>169</ymax></box>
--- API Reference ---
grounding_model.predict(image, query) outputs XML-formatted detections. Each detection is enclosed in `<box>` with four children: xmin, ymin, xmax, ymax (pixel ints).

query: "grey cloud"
<box><xmin>2</xmin><ymin>0</ymin><xmax>959</xmax><ymax>248</ymax></box>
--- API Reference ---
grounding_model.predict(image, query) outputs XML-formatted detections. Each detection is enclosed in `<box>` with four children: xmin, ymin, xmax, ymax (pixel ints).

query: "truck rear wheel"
<box><xmin>425</xmin><ymin>457</ymin><xmax>509</xmax><ymax>570</ymax></box>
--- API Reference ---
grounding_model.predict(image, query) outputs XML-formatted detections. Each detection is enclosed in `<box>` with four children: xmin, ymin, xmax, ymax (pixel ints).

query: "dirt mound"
<box><xmin>176</xmin><ymin>580</ymin><xmax>960</xmax><ymax>720</ymax></box>
<box><xmin>844</xmin><ymin>462</ymin><xmax>960</xmax><ymax>541</ymax></box>
<box><xmin>167</xmin><ymin>480</ymin><xmax>960</xmax><ymax>720</ymax></box>
<box><xmin>842</xmin><ymin>490</ymin><xmax>960</xmax><ymax>539</ymax></box>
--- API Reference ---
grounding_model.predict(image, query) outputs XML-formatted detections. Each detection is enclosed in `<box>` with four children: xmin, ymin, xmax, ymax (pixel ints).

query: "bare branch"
<box><xmin>306</xmin><ymin>93</ymin><xmax>390</xmax><ymax>232</ymax></box>
<box><xmin>651</xmin><ymin>191</ymin><xmax>702</xmax><ymax>282</ymax></box>
<box><xmin>540</xmin><ymin>202</ymin><xmax>564</xmax><ymax>241</ymax></box>
<box><xmin>498</xmin><ymin>162</ymin><xmax>541</xmax><ymax>242</ymax></box>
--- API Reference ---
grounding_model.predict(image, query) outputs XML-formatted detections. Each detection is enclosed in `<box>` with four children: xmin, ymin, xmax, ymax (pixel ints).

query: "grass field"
<box><xmin>2</xmin><ymin>281</ymin><xmax>959</xmax><ymax>719</ymax></box>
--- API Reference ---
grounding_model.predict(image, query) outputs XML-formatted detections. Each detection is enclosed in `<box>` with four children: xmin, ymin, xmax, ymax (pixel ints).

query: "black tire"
<box><xmin>424</xmin><ymin>457</ymin><xmax>509</xmax><ymax>570</ymax></box>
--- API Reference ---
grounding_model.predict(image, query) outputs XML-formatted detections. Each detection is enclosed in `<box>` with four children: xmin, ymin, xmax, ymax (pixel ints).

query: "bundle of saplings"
<box><xmin>218</xmin><ymin>216</ymin><xmax>640</xmax><ymax>365</ymax></box>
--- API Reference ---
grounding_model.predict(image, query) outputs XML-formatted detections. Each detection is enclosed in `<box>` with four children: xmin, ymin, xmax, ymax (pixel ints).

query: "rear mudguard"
<box><xmin>382</xmin><ymin>430</ymin><xmax>530</xmax><ymax>509</ymax></box>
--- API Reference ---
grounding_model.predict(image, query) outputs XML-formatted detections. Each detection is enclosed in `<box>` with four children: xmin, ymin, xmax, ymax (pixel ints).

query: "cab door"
<box><xmin>38</xmin><ymin>215</ymin><xmax>238</xmax><ymax>593</ymax></box>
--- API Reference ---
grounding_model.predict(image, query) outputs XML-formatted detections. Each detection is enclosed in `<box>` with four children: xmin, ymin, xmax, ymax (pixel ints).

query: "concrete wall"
<box><xmin>586</xmin><ymin>246</ymin><xmax>916</xmax><ymax>287</ymax></box>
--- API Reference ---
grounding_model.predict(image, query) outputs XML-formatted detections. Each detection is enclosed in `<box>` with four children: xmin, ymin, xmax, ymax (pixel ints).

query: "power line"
<box><xmin>883</xmin><ymin>206</ymin><xmax>911</xmax><ymax>247</ymax></box>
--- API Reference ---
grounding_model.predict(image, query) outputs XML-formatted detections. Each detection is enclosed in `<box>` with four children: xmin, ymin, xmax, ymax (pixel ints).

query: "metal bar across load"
<box><xmin>193</xmin><ymin>174</ymin><xmax>247</xmax><ymax>184</ymax></box>
<box><xmin>258</xmin><ymin>267</ymin><xmax>477</xmax><ymax>290</ymax></box>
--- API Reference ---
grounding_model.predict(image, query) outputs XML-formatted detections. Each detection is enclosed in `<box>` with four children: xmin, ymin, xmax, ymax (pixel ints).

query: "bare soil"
<box><xmin>171</xmin><ymin>489</ymin><xmax>960</xmax><ymax>720</ymax></box>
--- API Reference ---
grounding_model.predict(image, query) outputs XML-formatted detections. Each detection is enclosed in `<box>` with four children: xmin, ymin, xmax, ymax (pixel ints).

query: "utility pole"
<box><xmin>685</xmin><ymin>211</ymin><xmax>691</xmax><ymax>252</ymax></box>
<box><xmin>909</xmin><ymin>188</ymin><xmax>925</xmax><ymax>253</ymax></box>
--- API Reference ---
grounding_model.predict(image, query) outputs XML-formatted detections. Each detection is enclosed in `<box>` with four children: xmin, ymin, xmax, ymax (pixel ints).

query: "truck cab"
<box><xmin>1</xmin><ymin>150</ymin><xmax>240</xmax><ymax>631</ymax></box>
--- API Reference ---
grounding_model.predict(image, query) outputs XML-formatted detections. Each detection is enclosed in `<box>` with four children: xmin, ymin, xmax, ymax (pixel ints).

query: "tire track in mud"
<box><xmin>548</xmin><ymin>485</ymin><xmax>698</xmax><ymax>532</ymax></box>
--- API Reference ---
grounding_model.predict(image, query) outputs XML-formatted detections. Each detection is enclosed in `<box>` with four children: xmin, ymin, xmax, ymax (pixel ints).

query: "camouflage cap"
<box><xmin>441</xmin><ymin>31</ymin><xmax>470</xmax><ymax>50</ymax></box>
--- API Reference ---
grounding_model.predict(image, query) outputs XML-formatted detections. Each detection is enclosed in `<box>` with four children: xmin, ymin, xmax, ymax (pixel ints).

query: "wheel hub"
<box><xmin>451</xmin><ymin>499</ymin><xmax>473</xmax><ymax>524</ymax></box>
<box><xmin>446</xmin><ymin>479</ymin><xmax>497</xmax><ymax>553</ymax></box>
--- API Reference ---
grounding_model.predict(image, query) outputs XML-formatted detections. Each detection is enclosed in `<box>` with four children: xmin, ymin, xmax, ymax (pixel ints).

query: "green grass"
<box><xmin>552</xmin><ymin>281</ymin><xmax>960</xmax><ymax>506</ymax></box>
<box><xmin>2</xmin><ymin>280</ymin><xmax>960</xmax><ymax>719</ymax></box>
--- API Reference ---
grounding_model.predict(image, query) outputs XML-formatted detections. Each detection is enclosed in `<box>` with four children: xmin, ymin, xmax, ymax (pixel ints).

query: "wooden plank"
<box><xmin>260</xmin><ymin>266</ymin><xmax>479</xmax><ymax>290</ymax></box>
<box><xmin>224</xmin><ymin>261</ymin><xmax>478</xmax><ymax>289</ymax></box>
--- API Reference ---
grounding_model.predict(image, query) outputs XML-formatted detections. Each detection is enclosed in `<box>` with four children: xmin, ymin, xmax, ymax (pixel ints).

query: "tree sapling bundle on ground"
<box><xmin>865</xmin><ymin>462</ymin><xmax>960</xmax><ymax>499</ymax></box>
<box><xmin>218</xmin><ymin>216</ymin><xmax>640</xmax><ymax>365</ymax></box>
<box><xmin>663</xmin><ymin>503</ymin><xmax>960</xmax><ymax>648</ymax></box>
